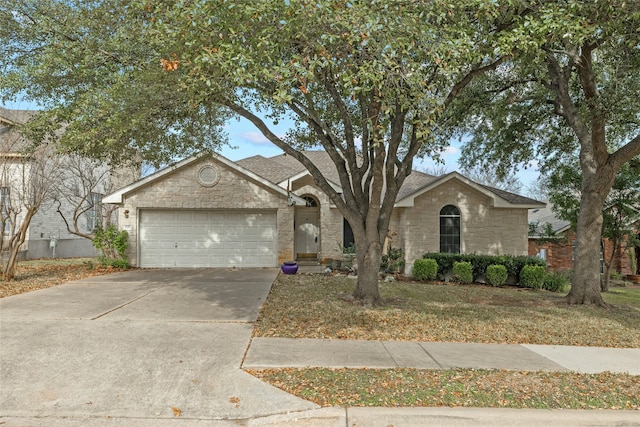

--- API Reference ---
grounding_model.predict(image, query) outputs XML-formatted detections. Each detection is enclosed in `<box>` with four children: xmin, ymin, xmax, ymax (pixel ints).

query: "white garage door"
<box><xmin>139</xmin><ymin>210</ymin><xmax>277</xmax><ymax>268</ymax></box>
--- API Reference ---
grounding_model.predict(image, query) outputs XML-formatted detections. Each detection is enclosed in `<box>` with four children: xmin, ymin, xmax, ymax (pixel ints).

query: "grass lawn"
<box><xmin>250</xmin><ymin>273</ymin><xmax>640</xmax><ymax>410</ymax></box>
<box><xmin>0</xmin><ymin>257</ymin><xmax>117</xmax><ymax>298</ymax></box>
<box><xmin>254</xmin><ymin>274</ymin><xmax>640</xmax><ymax>348</ymax></box>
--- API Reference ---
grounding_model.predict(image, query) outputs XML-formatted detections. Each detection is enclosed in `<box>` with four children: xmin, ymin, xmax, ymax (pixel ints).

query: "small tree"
<box><xmin>54</xmin><ymin>154</ymin><xmax>138</xmax><ymax>241</ymax></box>
<box><xmin>0</xmin><ymin>148</ymin><xmax>62</xmax><ymax>280</ymax></box>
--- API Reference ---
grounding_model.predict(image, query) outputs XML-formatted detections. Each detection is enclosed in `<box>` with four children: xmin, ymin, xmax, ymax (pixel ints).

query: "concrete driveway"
<box><xmin>0</xmin><ymin>268</ymin><xmax>317</xmax><ymax>425</ymax></box>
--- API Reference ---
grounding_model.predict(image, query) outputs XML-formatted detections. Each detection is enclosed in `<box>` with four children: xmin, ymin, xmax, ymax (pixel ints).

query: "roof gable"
<box><xmin>103</xmin><ymin>152</ymin><xmax>305</xmax><ymax>205</ymax></box>
<box><xmin>395</xmin><ymin>172</ymin><xmax>545</xmax><ymax>209</ymax></box>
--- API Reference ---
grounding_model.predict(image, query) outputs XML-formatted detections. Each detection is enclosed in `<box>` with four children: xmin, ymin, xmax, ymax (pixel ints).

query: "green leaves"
<box><xmin>1</xmin><ymin>0</ymin><xmax>229</xmax><ymax>166</ymax></box>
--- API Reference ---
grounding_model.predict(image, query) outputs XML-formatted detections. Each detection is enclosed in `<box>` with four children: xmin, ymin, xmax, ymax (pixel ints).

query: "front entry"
<box><xmin>295</xmin><ymin>199</ymin><xmax>319</xmax><ymax>259</ymax></box>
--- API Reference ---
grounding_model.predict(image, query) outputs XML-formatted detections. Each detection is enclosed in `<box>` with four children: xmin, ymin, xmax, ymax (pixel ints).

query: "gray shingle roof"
<box><xmin>0</xmin><ymin>107</ymin><xmax>37</xmax><ymax>153</ymax></box>
<box><xmin>0</xmin><ymin>107</ymin><xmax>35</xmax><ymax>125</ymax></box>
<box><xmin>478</xmin><ymin>184</ymin><xmax>544</xmax><ymax>206</ymax></box>
<box><xmin>238</xmin><ymin>150</ymin><xmax>540</xmax><ymax>207</ymax></box>
<box><xmin>528</xmin><ymin>202</ymin><xmax>571</xmax><ymax>234</ymax></box>
<box><xmin>269</xmin><ymin>151</ymin><xmax>342</xmax><ymax>185</ymax></box>
<box><xmin>396</xmin><ymin>170</ymin><xmax>438</xmax><ymax>201</ymax></box>
<box><xmin>236</xmin><ymin>155</ymin><xmax>300</xmax><ymax>184</ymax></box>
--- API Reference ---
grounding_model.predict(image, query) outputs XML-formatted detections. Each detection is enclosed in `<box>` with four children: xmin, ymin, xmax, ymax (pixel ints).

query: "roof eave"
<box><xmin>394</xmin><ymin>172</ymin><xmax>546</xmax><ymax>209</ymax></box>
<box><xmin>103</xmin><ymin>152</ymin><xmax>306</xmax><ymax>205</ymax></box>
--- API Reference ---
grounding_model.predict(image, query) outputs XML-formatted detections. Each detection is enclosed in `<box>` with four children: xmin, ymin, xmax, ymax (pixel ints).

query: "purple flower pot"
<box><xmin>281</xmin><ymin>262</ymin><xmax>298</xmax><ymax>274</ymax></box>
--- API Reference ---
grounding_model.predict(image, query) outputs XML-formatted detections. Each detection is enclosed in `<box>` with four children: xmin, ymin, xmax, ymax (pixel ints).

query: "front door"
<box><xmin>295</xmin><ymin>209</ymin><xmax>319</xmax><ymax>259</ymax></box>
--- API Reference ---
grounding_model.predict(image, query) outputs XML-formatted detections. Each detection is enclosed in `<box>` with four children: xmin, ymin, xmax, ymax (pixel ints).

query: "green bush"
<box><xmin>98</xmin><ymin>256</ymin><xmax>131</xmax><ymax>269</ymax></box>
<box><xmin>485</xmin><ymin>264</ymin><xmax>508</xmax><ymax>286</ymax></box>
<box><xmin>93</xmin><ymin>224</ymin><xmax>130</xmax><ymax>268</ymax></box>
<box><xmin>453</xmin><ymin>261</ymin><xmax>473</xmax><ymax>284</ymax></box>
<box><xmin>412</xmin><ymin>258</ymin><xmax>438</xmax><ymax>281</ymax></box>
<box><xmin>93</xmin><ymin>224</ymin><xmax>128</xmax><ymax>259</ymax></box>
<box><xmin>381</xmin><ymin>246</ymin><xmax>405</xmax><ymax>273</ymax></box>
<box><xmin>543</xmin><ymin>270</ymin><xmax>570</xmax><ymax>292</ymax></box>
<box><xmin>520</xmin><ymin>265</ymin><xmax>546</xmax><ymax>289</ymax></box>
<box><xmin>422</xmin><ymin>253</ymin><xmax>546</xmax><ymax>281</ymax></box>
<box><xmin>609</xmin><ymin>270</ymin><xmax>623</xmax><ymax>281</ymax></box>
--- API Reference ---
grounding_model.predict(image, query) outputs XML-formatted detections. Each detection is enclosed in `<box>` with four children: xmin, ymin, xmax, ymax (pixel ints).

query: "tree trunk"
<box><xmin>353</xmin><ymin>240</ymin><xmax>382</xmax><ymax>305</ymax></box>
<box><xmin>2</xmin><ymin>208</ymin><xmax>36</xmax><ymax>281</ymax></box>
<box><xmin>601</xmin><ymin>239</ymin><xmax>618</xmax><ymax>293</ymax></box>
<box><xmin>601</xmin><ymin>261</ymin><xmax>610</xmax><ymax>293</ymax></box>
<box><xmin>567</xmin><ymin>185</ymin><xmax>608</xmax><ymax>306</ymax></box>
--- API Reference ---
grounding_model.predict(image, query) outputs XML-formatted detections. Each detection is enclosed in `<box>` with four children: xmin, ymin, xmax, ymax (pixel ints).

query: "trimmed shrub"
<box><xmin>422</xmin><ymin>253</ymin><xmax>546</xmax><ymax>281</ymax></box>
<box><xmin>412</xmin><ymin>258</ymin><xmax>438</xmax><ymax>281</ymax></box>
<box><xmin>99</xmin><ymin>257</ymin><xmax>131</xmax><ymax>269</ymax></box>
<box><xmin>520</xmin><ymin>265</ymin><xmax>546</xmax><ymax>289</ymax></box>
<box><xmin>453</xmin><ymin>261</ymin><xmax>473</xmax><ymax>284</ymax></box>
<box><xmin>543</xmin><ymin>271</ymin><xmax>570</xmax><ymax>292</ymax></box>
<box><xmin>381</xmin><ymin>246</ymin><xmax>405</xmax><ymax>273</ymax></box>
<box><xmin>486</xmin><ymin>264</ymin><xmax>508</xmax><ymax>287</ymax></box>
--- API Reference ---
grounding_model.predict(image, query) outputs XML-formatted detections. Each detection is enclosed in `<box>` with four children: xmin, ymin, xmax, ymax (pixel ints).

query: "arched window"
<box><xmin>302</xmin><ymin>195</ymin><xmax>318</xmax><ymax>207</ymax></box>
<box><xmin>440</xmin><ymin>205</ymin><xmax>460</xmax><ymax>253</ymax></box>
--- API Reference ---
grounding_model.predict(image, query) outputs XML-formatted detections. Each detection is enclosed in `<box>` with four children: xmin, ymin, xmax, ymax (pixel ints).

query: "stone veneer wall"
<box><xmin>397</xmin><ymin>179</ymin><xmax>529</xmax><ymax>274</ymax></box>
<box><xmin>117</xmin><ymin>157</ymin><xmax>294</xmax><ymax>267</ymax></box>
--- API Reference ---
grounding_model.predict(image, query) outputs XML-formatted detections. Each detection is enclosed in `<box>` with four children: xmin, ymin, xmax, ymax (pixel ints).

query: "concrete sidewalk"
<box><xmin>2</xmin><ymin>269</ymin><xmax>639</xmax><ymax>426</ymax></box>
<box><xmin>243</xmin><ymin>337</ymin><xmax>640</xmax><ymax>375</ymax></box>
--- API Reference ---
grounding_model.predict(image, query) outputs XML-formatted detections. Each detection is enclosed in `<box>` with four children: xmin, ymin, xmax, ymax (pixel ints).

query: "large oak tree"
<box><xmin>3</xmin><ymin>0</ymin><xmax>551</xmax><ymax>303</ymax></box>
<box><xmin>145</xmin><ymin>0</ymin><xmax>518</xmax><ymax>303</ymax></box>
<box><xmin>450</xmin><ymin>1</ymin><xmax>640</xmax><ymax>305</ymax></box>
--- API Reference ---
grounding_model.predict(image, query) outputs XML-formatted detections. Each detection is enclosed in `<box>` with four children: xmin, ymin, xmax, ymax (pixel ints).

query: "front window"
<box><xmin>86</xmin><ymin>192</ymin><xmax>103</xmax><ymax>232</ymax></box>
<box><xmin>440</xmin><ymin>205</ymin><xmax>460</xmax><ymax>253</ymax></box>
<box><xmin>343</xmin><ymin>218</ymin><xmax>355</xmax><ymax>251</ymax></box>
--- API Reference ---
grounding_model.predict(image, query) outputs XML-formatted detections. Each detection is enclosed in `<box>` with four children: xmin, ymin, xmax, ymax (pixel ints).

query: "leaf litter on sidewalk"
<box><xmin>249</xmin><ymin>273</ymin><xmax>640</xmax><ymax>409</ymax></box>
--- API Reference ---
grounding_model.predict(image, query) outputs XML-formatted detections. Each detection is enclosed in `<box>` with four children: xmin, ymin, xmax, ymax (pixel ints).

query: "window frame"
<box><xmin>439</xmin><ymin>204</ymin><xmax>461</xmax><ymax>254</ymax></box>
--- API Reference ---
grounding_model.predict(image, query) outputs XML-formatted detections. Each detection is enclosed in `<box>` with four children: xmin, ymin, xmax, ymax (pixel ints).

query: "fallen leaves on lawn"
<box><xmin>247</xmin><ymin>368</ymin><xmax>640</xmax><ymax>410</ymax></box>
<box><xmin>255</xmin><ymin>275</ymin><xmax>640</xmax><ymax>348</ymax></box>
<box><xmin>0</xmin><ymin>258</ymin><xmax>125</xmax><ymax>298</ymax></box>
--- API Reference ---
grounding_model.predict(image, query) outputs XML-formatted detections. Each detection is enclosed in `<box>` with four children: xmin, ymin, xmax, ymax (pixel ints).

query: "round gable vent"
<box><xmin>198</xmin><ymin>164</ymin><xmax>220</xmax><ymax>187</ymax></box>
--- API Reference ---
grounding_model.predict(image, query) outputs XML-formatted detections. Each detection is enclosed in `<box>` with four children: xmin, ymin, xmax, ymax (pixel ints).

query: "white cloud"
<box><xmin>241</xmin><ymin>131</ymin><xmax>273</xmax><ymax>145</ymax></box>
<box><xmin>442</xmin><ymin>146</ymin><xmax>460</xmax><ymax>156</ymax></box>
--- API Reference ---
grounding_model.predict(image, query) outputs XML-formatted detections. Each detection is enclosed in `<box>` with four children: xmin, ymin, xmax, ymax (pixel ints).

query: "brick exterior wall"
<box><xmin>395</xmin><ymin>179</ymin><xmax>529</xmax><ymax>274</ymax></box>
<box><xmin>117</xmin><ymin>157</ymin><xmax>295</xmax><ymax>266</ymax></box>
<box><xmin>113</xmin><ymin>160</ymin><xmax>538</xmax><ymax>273</ymax></box>
<box><xmin>528</xmin><ymin>230</ymin><xmax>638</xmax><ymax>275</ymax></box>
<box><xmin>528</xmin><ymin>232</ymin><xmax>575</xmax><ymax>272</ymax></box>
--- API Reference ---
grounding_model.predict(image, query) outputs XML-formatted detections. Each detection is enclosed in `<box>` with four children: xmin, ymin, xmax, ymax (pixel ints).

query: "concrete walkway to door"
<box><xmin>0</xmin><ymin>268</ymin><xmax>317</xmax><ymax>425</ymax></box>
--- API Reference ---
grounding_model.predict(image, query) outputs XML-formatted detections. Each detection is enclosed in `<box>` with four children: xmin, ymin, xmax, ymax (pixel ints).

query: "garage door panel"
<box><xmin>139</xmin><ymin>210</ymin><xmax>277</xmax><ymax>268</ymax></box>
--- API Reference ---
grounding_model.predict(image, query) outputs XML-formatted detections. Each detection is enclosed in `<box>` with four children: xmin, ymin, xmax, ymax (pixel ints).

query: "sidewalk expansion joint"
<box><xmin>90</xmin><ymin>287</ymin><xmax>165</xmax><ymax>320</ymax></box>
<box><xmin>419</xmin><ymin>343</ymin><xmax>445</xmax><ymax>369</ymax></box>
<box><xmin>381</xmin><ymin>341</ymin><xmax>401</xmax><ymax>367</ymax></box>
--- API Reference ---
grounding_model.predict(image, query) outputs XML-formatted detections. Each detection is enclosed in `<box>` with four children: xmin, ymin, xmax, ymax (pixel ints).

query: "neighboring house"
<box><xmin>528</xmin><ymin>203</ymin><xmax>638</xmax><ymax>275</ymax></box>
<box><xmin>104</xmin><ymin>151</ymin><xmax>544</xmax><ymax>272</ymax></box>
<box><xmin>0</xmin><ymin>107</ymin><xmax>135</xmax><ymax>259</ymax></box>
